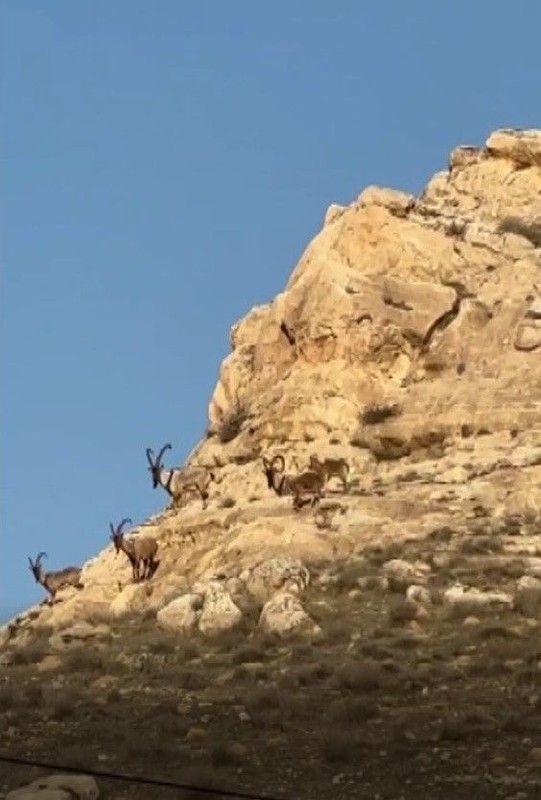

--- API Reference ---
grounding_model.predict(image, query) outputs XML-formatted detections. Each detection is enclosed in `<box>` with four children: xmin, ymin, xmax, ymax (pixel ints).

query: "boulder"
<box><xmin>258</xmin><ymin>590</ymin><xmax>320</xmax><ymax>638</ymax></box>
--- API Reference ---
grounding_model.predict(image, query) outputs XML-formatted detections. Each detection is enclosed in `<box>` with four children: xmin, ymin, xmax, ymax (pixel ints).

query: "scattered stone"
<box><xmin>443</xmin><ymin>584</ymin><xmax>513</xmax><ymax>617</ymax></box>
<box><xmin>382</xmin><ymin>560</ymin><xmax>430</xmax><ymax>592</ymax></box>
<box><xmin>406</xmin><ymin>585</ymin><xmax>431</xmax><ymax>604</ymax></box>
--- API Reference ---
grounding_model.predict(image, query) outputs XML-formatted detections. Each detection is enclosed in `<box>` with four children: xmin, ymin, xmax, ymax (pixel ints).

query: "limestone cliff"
<box><xmin>4</xmin><ymin>127</ymin><xmax>541</xmax><ymax>641</ymax></box>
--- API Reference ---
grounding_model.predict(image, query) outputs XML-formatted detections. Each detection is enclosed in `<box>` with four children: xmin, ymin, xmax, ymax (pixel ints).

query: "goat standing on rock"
<box><xmin>145</xmin><ymin>442</ymin><xmax>215</xmax><ymax>510</ymax></box>
<box><xmin>27</xmin><ymin>552</ymin><xmax>83</xmax><ymax>605</ymax></box>
<box><xmin>262</xmin><ymin>454</ymin><xmax>325</xmax><ymax>509</ymax></box>
<box><xmin>109</xmin><ymin>518</ymin><xmax>158</xmax><ymax>583</ymax></box>
<box><xmin>309</xmin><ymin>455</ymin><xmax>350</xmax><ymax>493</ymax></box>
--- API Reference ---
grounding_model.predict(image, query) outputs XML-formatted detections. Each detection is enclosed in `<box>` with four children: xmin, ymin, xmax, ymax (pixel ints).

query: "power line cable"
<box><xmin>0</xmin><ymin>754</ymin><xmax>289</xmax><ymax>800</ymax></box>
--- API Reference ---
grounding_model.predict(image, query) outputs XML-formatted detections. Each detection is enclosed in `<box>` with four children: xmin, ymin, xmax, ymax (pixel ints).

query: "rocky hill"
<box><xmin>2</xmin><ymin>128</ymin><xmax>541</xmax><ymax>800</ymax></box>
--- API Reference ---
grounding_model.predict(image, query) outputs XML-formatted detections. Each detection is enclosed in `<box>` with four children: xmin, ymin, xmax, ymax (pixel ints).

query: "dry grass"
<box><xmin>332</xmin><ymin>662</ymin><xmax>381</xmax><ymax>693</ymax></box>
<box><xmin>63</xmin><ymin>647</ymin><xmax>106</xmax><ymax>672</ymax></box>
<box><xmin>5</xmin><ymin>526</ymin><xmax>541</xmax><ymax>800</ymax></box>
<box><xmin>210</xmin><ymin>742</ymin><xmax>247</xmax><ymax>768</ymax></box>
<box><xmin>326</xmin><ymin>696</ymin><xmax>379</xmax><ymax>724</ymax></box>
<box><xmin>320</xmin><ymin>729</ymin><xmax>359</xmax><ymax>763</ymax></box>
<box><xmin>388</xmin><ymin>598</ymin><xmax>418</xmax><ymax>624</ymax></box>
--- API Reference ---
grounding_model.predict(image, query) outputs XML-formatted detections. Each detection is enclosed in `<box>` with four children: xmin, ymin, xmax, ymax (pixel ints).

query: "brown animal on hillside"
<box><xmin>145</xmin><ymin>443</ymin><xmax>215</xmax><ymax>509</ymax></box>
<box><xmin>109</xmin><ymin>518</ymin><xmax>158</xmax><ymax>582</ymax></box>
<box><xmin>309</xmin><ymin>455</ymin><xmax>350</xmax><ymax>492</ymax></box>
<box><xmin>262</xmin><ymin>454</ymin><xmax>325</xmax><ymax>509</ymax></box>
<box><xmin>27</xmin><ymin>552</ymin><xmax>83</xmax><ymax>605</ymax></box>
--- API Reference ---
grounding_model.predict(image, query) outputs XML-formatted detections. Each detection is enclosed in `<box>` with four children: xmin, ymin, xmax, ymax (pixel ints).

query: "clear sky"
<box><xmin>2</xmin><ymin>1</ymin><xmax>539</xmax><ymax>621</ymax></box>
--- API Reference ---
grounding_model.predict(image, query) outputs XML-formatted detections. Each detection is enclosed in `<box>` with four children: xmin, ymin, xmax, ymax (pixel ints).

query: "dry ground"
<box><xmin>2</xmin><ymin>520</ymin><xmax>541</xmax><ymax>800</ymax></box>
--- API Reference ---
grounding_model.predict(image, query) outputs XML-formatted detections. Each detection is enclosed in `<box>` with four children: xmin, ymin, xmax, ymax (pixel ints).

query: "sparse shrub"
<box><xmin>498</xmin><ymin>216</ymin><xmax>541</xmax><ymax>248</ymax></box>
<box><xmin>147</xmin><ymin>636</ymin><xmax>177</xmax><ymax>655</ymax></box>
<box><xmin>232</xmin><ymin>644</ymin><xmax>266</xmax><ymax>665</ymax></box>
<box><xmin>210</xmin><ymin>742</ymin><xmax>247</xmax><ymax>767</ymax></box>
<box><xmin>361</xmin><ymin>402</ymin><xmax>402</xmax><ymax>425</ymax></box>
<box><xmin>388</xmin><ymin>598</ymin><xmax>418</xmax><ymax>624</ymax></box>
<box><xmin>437</xmin><ymin>712</ymin><xmax>491</xmax><ymax>741</ymax></box>
<box><xmin>320</xmin><ymin>730</ymin><xmax>358</xmax><ymax>763</ymax></box>
<box><xmin>428</xmin><ymin>526</ymin><xmax>454</xmax><ymax>543</ymax></box>
<box><xmin>333</xmin><ymin>662</ymin><xmax>380</xmax><ymax>693</ymax></box>
<box><xmin>63</xmin><ymin>647</ymin><xmax>105</xmax><ymax>672</ymax></box>
<box><xmin>47</xmin><ymin>696</ymin><xmax>75</xmax><ymax>721</ymax></box>
<box><xmin>218</xmin><ymin>403</ymin><xmax>249</xmax><ymax>444</ymax></box>
<box><xmin>458</xmin><ymin>535</ymin><xmax>504</xmax><ymax>555</ymax></box>
<box><xmin>326</xmin><ymin>697</ymin><xmax>379</xmax><ymax>724</ymax></box>
<box><xmin>295</xmin><ymin>662</ymin><xmax>333</xmax><ymax>686</ymax></box>
<box><xmin>9</xmin><ymin>640</ymin><xmax>50</xmax><ymax>666</ymax></box>
<box><xmin>178</xmin><ymin>669</ymin><xmax>207</xmax><ymax>691</ymax></box>
<box><xmin>220</xmin><ymin>496</ymin><xmax>236</xmax><ymax>509</ymax></box>
<box><xmin>106</xmin><ymin>688</ymin><xmax>122</xmax><ymax>704</ymax></box>
<box><xmin>23</xmin><ymin>683</ymin><xmax>43</xmax><ymax>705</ymax></box>
<box><xmin>334</xmin><ymin>561</ymin><xmax>370</xmax><ymax>591</ymax></box>
<box><xmin>0</xmin><ymin>686</ymin><xmax>15</xmax><ymax>710</ymax></box>
<box><xmin>245</xmin><ymin>686</ymin><xmax>281</xmax><ymax>711</ymax></box>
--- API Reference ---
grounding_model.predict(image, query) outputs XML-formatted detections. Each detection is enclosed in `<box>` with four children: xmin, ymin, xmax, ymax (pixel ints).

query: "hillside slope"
<box><xmin>2</xmin><ymin>128</ymin><xmax>541</xmax><ymax>800</ymax></box>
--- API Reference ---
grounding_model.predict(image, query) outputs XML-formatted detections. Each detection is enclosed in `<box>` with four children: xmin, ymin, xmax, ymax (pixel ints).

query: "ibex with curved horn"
<box><xmin>145</xmin><ymin>443</ymin><xmax>216</xmax><ymax>510</ymax></box>
<box><xmin>109</xmin><ymin>518</ymin><xmax>158</xmax><ymax>583</ymax></box>
<box><xmin>309</xmin><ymin>455</ymin><xmax>350</xmax><ymax>493</ymax></box>
<box><xmin>27</xmin><ymin>552</ymin><xmax>83</xmax><ymax>605</ymax></box>
<box><xmin>262</xmin><ymin>454</ymin><xmax>325</xmax><ymax>509</ymax></box>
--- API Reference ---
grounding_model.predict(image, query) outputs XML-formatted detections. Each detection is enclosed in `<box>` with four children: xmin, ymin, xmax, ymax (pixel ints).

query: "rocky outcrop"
<box><xmin>157</xmin><ymin>581</ymin><xmax>243</xmax><ymax>637</ymax></box>
<box><xmin>2</xmin><ymin>127</ymin><xmax>541</xmax><ymax>645</ymax></box>
<box><xmin>201</xmin><ymin>127</ymin><xmax>541</xmax><ymax>471</ymax></box>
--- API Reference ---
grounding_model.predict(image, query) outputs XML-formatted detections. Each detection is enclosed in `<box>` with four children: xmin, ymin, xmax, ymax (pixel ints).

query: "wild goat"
<box><xmin>27</xmin><ymin>552</ymin><xmax>83</xmax><ymax>605</ymax></box>
<box><xmin>262</xmin><ymin>454</ymin><xmax>325</xmax><ymax>509</ymax></box>
<box><xmin>146</xmin><ymin>443</ymin><xmax>215</xmax><ymax>509</ymax></box>
<box><xmin>109</xmin><ymin>518</ymin><xmax>158</xmax><ymax>583</ymax></box>
<box><xmin>309</xmin><ymin>455</ymin><xmax>350</xmax><ymax>492</ymax></box>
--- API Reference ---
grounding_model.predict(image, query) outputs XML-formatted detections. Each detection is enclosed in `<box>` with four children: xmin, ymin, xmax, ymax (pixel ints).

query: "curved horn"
<box><xmin>156</xmin><ymin>443</ymin><xmax>172</xmax><ymax>465</ymax></box>
<box><xmin>145</xmin><ymin>448</ymin><xmax>155</xmax><ymax>467</ymax></box>
<box><xmin>115</xmin><ymin>518</ymin><xmax>133</xmax><ymax>536</ymax></box>
<box><xmin>35</xmin><ymin>552</ymin><xmax>48</xmax><ymax>566</ymax></box>
<box><xmin>271</xmin><ymin>455</ymin><xmax>286</xmax><ymax>473</ymax></box>
<box><xmin>109</xmin><ymin>522</ymin><xmax>116</xmax><ymax>538</ymax></box>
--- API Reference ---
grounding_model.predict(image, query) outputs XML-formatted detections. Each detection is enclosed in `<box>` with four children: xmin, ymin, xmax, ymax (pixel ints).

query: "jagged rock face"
<box><xmin>205</xmin><ymin>128</ymin><xmax>541</xmax><ymax>466</ymax></box>
<box><xmin>3</xmin><ymin>128</ymin><xmax>541</xmax><ymax>642</ymax></box>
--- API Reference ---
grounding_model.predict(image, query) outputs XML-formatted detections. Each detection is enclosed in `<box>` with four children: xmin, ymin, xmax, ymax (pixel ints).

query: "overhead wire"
<box><xmin>0</xmin><ymin>753</ymin><xmax>290</xmax><ymax>800</ymax></box>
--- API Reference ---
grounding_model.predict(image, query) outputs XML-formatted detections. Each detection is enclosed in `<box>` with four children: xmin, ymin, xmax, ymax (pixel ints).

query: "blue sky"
<box><xmin>2</xmin><ymin>1</ymin><xmax>539</xmax><ymax>620</ymax></box>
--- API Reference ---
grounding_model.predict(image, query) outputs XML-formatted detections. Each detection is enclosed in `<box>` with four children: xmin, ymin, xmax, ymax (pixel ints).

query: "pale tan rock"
<box><xmin>6</xmin><ymin>774</ymin><xmax>98</xmax><ymax>800</ymax></box>
<box><xmin>443</xmin><ymin>584</ymin><xmax>513</xmax><ymax>617</ymax></box>
<box><xmin>157</xmin><ymin>594</ymin><xmax>203</xmax><ymax>633</ymax></box>
<box><xmin>382</xmin><ymin>559</ymin><xmax>430</xmax><ymax>592</ymax></box>
<box><xmin>198</xmin><ymin>582</ymin><xmax>243</xmax><ymax>636</ymax></box>
<box><xmin>258</xmin><ymin>590</ymin><xmax>320</xmax><ymax>638</ymax></box>
<box><xmin>242</xmin><ymin>557</ymin><xmax>310</xmax><ymax>602</ymax></box>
